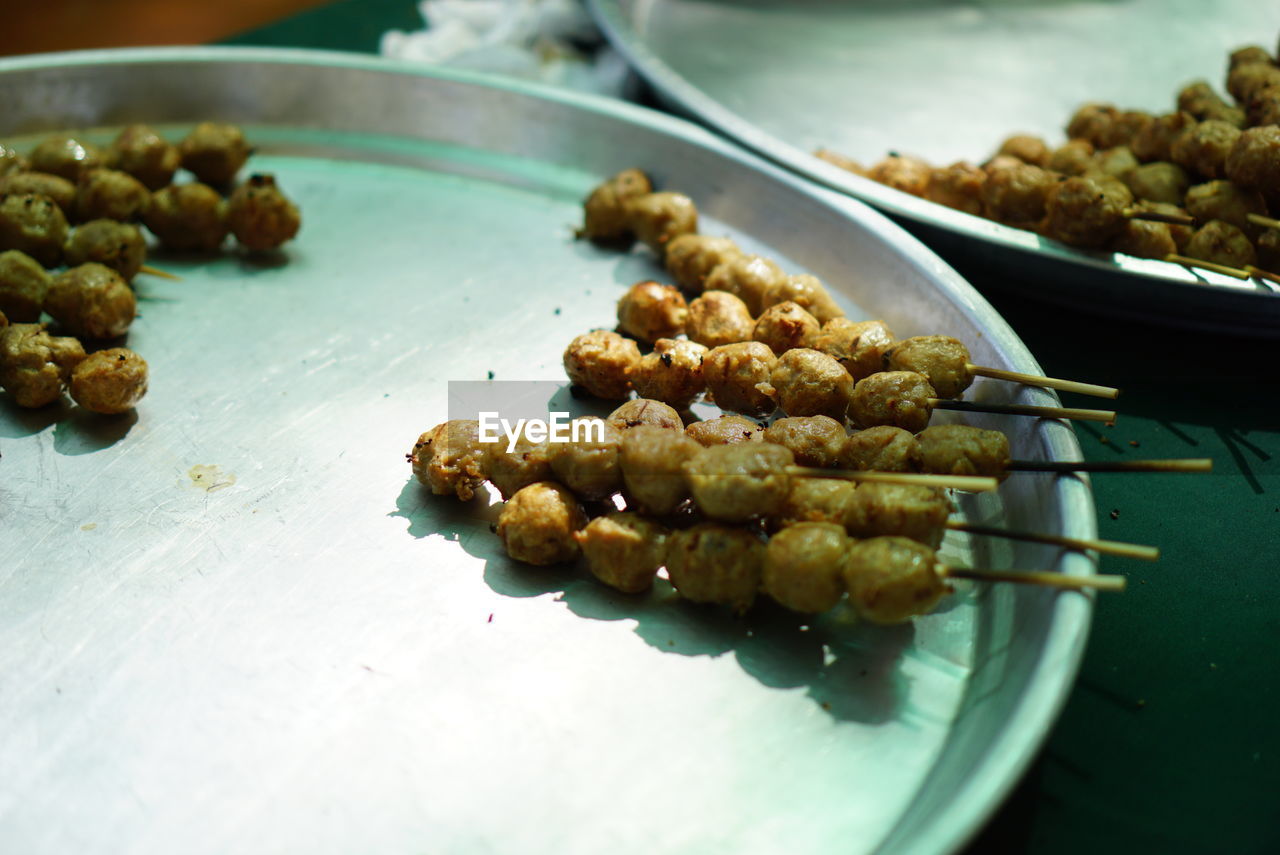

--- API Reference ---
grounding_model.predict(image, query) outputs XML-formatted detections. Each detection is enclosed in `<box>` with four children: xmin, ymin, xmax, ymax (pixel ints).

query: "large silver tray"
<box><xmin>590</xmin><ymin>0</ymin><xmax>1280</xmax><ymax>336</ymax></box>
<box><xmin>0</xmin><ymin>48</ymin><xmax>1094</xmax><ymax>855</ymax></box>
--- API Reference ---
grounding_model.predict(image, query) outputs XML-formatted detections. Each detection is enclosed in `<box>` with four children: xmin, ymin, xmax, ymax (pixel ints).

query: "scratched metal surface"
<box><xmin>0</xmin><ymin>49</ymin><xmax>1093</xmax><ymax>855</ymax></box>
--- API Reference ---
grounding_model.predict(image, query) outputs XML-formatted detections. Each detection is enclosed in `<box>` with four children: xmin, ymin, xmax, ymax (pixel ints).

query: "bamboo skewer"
<box><xmin>787</xmin><ymin>466</ymin><xmax>998</xmax><ymax>493</ymax></box>
<box><xmin>1247</xmin><ymin>265</ymin><xmax>1280</xmax><ymax>286</ymax></box>
<box><xmin>140</xmin><ymin>264</ymin><xmax>182</xmax><ymax>281</ymax></box>
<box><xmin>966</xmin><ymin>364</ymin><xmax>1120</xmax><ymax>399</ymax></box>
<box><xmin>1126</xmin><ymin>208</ymin><xmax>1196</xmax><ymax>226</ymax></box>
<box><xmin>939</xmin><ymin>565</ymin><xmax>1127</xmax><ymax>592</ymax></box>
<box><xmin>1164</xmin><ymin>254</ymin><xmax>1253</xmax><ymax>279</ymax></box>
<box><xmin>930</xmin><ymin>398</ymin><xmax>1116</xmax><ymax>423</ymax></box>
<box><xmin>1008</xmin><ymin>458</ymin><xmax>1213</xmax><ymax>473</ymax></box>
<box><xmin>1246</xmin><ymin>213</ymin><xmax>1280</xmax><ymax>231</ymax></box>
<box><xmin>947</xmin><ymin>520</ymin><xmax>1160</xmax><ymax>561</ymax></box>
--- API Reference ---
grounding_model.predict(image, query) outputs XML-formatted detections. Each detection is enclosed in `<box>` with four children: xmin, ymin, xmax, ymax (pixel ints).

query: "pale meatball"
<box><xmin>563</xmin><ymin>329</ymin><xmax>640</xmax><ymax>399</ymax></box>
<box><xmin>44</xmin><ymin>263</ymin><xmax>136</xmax><ymax>340</ymax></box>
<box><xmin>29</xmin><ymin>136</ymin><xmax>102</xmax><ymax>181</ymax></box>
<box><xmin>76</xmin><ymin>168</ymin><xmax>150</xmax><ymax>222</ymax></box>
<box><xmin>704</xmin><ymin>254</ymin><xmax>786</xmax><ymax>316</ymax></box>
<box><xmin>702</xmin><ymin>341</ymin><xmax>778</xmax><ymax>418</ymax></box>
<box><xmin>683</xmin><ymin>442</ymin><xmax>794</xmax><ymax>523</ymax></box>
<box><xmin>626</xmin><ymin>192</ymin><xmax>697</xmax><ymax>257</ymax></box>
<box><xmin>64</xmin><ymin>220</ymin><xmax>147</xmax><ymax>281</ymax></box>
<box><xmin>105</xmin><ymin>124</ymin><xmax>181</xmax><ymax>190</ymax></box>
<box><xmin>0</xmin><ymin>193</ymin><xmax>69</xmax><ymax>267</ymax></box>
<box><xmin>884</xmin><ymin>335</ymin><xmax>972</xmax><ymax>399</ymax></box>
<box><xmin>811</xmin><ymin>317</ymin><xmax>895</xmax><ymax>382</ymax></box>
<box><xmin>1185</xmin><ymin>181</ymin><xmax>1267</xmax><ymax>235</ymax></box>
<box><xmin>144</xmin><ymin>183</ymin><xmax>228</xmax><ymax>251</ymax></box>
<box><xmin>179</xmin><ymin>122</ymin><xmax>250</xmax><ymax>185</ymax></box>
<box><xmin>763</xmin><ymin>522</ymin><xmax>850</xmax><ymax>613</ymax></box>
<box><xmin>607</xmin><ymin>398</ymin><xmax>683</xmax><ymax>432</ymax></box>
<box><xmin>547</xmin><ymin>417</ymin><xmax>623</xmax><ymax>500</ymax></box>
<box><xmin>1131</xmin><ymin>112</ymin><xmax>1196</xmax><ymax>163</ymax></box>
<box><xmin>1043</xmin><ymin>176</ymin><xmax>1133</xmax><ymax>248</ymax></box>
<box><xmin>995</xmin><ymin>135</ymin><xmax>1050</xmax><ymax>167</ymax></box>
<box><xmin>410</xmin><ymin>419</ymin><xmax>486</xmax><ymax>500</ymax></box>
<box><xmin>752</xmin><ymin>300</ymin><xmax>820</xmax><ymax>354</ymax></box>
<box><xmin>917</xmin><ymin>424</ymin><xmax>1011</xmax><ymax>479</ymax></box>
<box><xmin>616</xmin><ymin>280</ymin><xmax>687</xmax><ymax>343</ymax></box>
<box><xmin>866</xmin><ymin>154</ymin><xmax>931</xmax><ymax>196</ymax></box>
<box><xmin>627</xmin><ymin>337</ymin><xmax>707</xmax><ymax>409</ymax></box>
<box><xmin>772</xmin><ymin>477</ymin><xmax>857</xmax><ymax>529</ymax></box>
<box><xmin>924</xmin><ymin>161</ymin><xmax>986</xmax><ymax>215</ymax></box>
<box><xmin>481</xmin><ymin>434</ymin><xmax>552</xmax><ymax>500</ymax></box>
<box><xmin>0</xmin><ymin>171</ymin><xmax>76</xmax><ymax>215</ymax></box>
<box><xmin>1224</xmin><ymin>127</ymin><xmax>1280</xmax><ymax>193</ymax></box>
<box><xmin>842</xmin><ymin>536</ymin><xmax>948</xmax><ymax>625</ymax></box>
<box><xmin>496</xmin><ymin>481</ymin><xmax>587</xmax><ymax>565</ymax></box>
<box><xmin>664</xmin><ymin>234</ymin><xmax>742</xmax><ymax>294</ymax></box>
<box><xmin>848</xmin><ymin>371</ymin><xmax>935</xmax><ymax>433</ymax></box>
<box><xmin>1183</xmin><ymin>220</ymin><xmax>1257</xmax><ymax>268</ymax></box>
<box><xmin>0</xmin><ymin>249</ymin><xmax>51</xmax><ymax>322</ymax></box>
<box><xmin>0</xmin><ymin>322</ymin><xmax>85</xmax><ymax>407</ymax></box>
<box><xmin>1176</xmin><ymin>81</ymin><xmax>1245</xmax><ymax>127</ymax></box>
<box><xmin>686</xmin><ymin>290</ymin><xmax>754</xmax><ymax>348</ymax></box>
<box><xmin>68</xmin><ymin>347</ymin><xmax>148</xmax><ymax>414</ymax></box>
<box><xmin>665</xmin><ymin>523</ymin><xmax>764</xmax><ymax>614</ymax></box>
<box><xmin>575</xmin><ymin>512</ymin><xmax>669</xmax><ymax>594</ymax></box>
<box><xmin>768</xmin><ymin>347</ymin><xmax>854</xmax><ymax>421</ymax></box>
<box><xmin>582</xmin><ymin>168</ymin><xmax>651</xmax><ymax>245</ymax></box>
<box><xmin>226</xmin><ymin>174</ymin><xmax>301</xmax><ymax>251</ymax></box>
<box><xmin>1227</xmin><ymin>62</ymin><xmax>1280</xmax><ymax>105</ymax></box>
<box><xmin>1170</xmin><ymin>121</ymin><xmax>1241</xmax><ymax>179</ymax></box>
<box><xmin>763</xmin><ymin>415</ymin><xmax>847</xmax><ymax>468</ymax></box>
<box><xmin>685</xmin><ymin>414</ymin><xmax>764</xmax><ymax>447</ymax></box>
<box><xmin>1046</xmin><ymin>139</ymin><xmax>1096</xmax><ymax>176</ymax></box>
<box><xmin>839</xmin><ymin>425</ymin><xmax>923</xmax><ymax>473</ymax></box>
<box><xmin>1123</xmin><ymin>162</ymin><xmax>1190</xmax><ymax>205</ymax></box>
<box><xmin>1065</xmin><ymin>103</ymin><xmax>1119</xmax><ymax>148</ymax></box>
<box><xmin>1111</xmin><ymin>219</ymin><xmax>1178</xmax><ymax>260</ymax></box>
<box><xmin>761</xmin><ymin>274</ymin><xmax>844</xmax><ymax>325</ymax></box>
<box><xmin>980</xmin><ymin>162</ymin><xmax>1056</xmax><ymax>228</ymax></box>
<box><xmin>840</xmin><ymin>483</ymin><xmax>952</xmax><ymax>548</ymax></box>
<box><xmin>619</xmin><ymin>425</ymin><xmax>700</xmax><ymax>515</ymax></box>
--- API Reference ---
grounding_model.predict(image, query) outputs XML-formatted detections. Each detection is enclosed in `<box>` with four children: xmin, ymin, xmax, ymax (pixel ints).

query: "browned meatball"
<box><xmin>752</xmin><ymin>300</ymin><xmax>820</xmax><ymax>355</ymax></box>
<box><xmin>1131</xmin><ymin>112</ymin><xmax>1196</xmax><ymax>163</ymax></box>
<box><xmin>547</xmin><ymin>417</ymin><xmax>623</xmax><ymax>500</ymax></box>
<box><xmin>763</xmin><ymin>415</ymin><xmax>847</xmax><ymax>468</ymax></box>
<box><xmin>664</xmin><ymin>234</ymin><xmax>742</xmax><ymax>294</ymax></box>
<box><xmin>0</xmin><ymin>145</ymin><xmax>25</xmax><ymax>177</ymax></box>
<box><xmin>1185</xmin><ymin>181</ymin><xmax>1267</xmax><ymax>235</ymax></box>
<box><xmin>616</xmin><ymin>280</ymin><xmax>687</xmax><ymax>343</ymax></box>
<box><xmin>983</xmin><ymin>154</ymin><xmax>1026</xmax><ymax>173</ymax></box>
<box><xmin>1247</xmin><ymin>84</ymin><xmax>1280</xmax><ymax>129</ymax></box>
<box><xmin>1104</xmin><ymin>110</ymin><xmax>1154</xmax><ymax>149</ymax></box>
<box><xmin>1139</xmin><ymin>201</ymin><xmax>1196</xmax><ymax>249</ymax></box>
<box><xmin>1046</xmin><ymin>139</ymin><xmax>1096</xmax><ymax>176</ymax></box>
<box><xmin>626</xmin><ymin>192</ymin><xmax>697</xmax><ymax>257</ymax></box>
<box><xmin>575</xmin><ymin>512</ymin><xmax>669</xmax><ymax>594</ymax></box>
<box><xmin>1066</xmin><ymin>103</ymin><xmax>1119</xmax><ymax>147</ymax></box>
<box><xmin>995</xmin><ymin>135</ymin><xmax>1050</xmax><ymax>167</ymax></box>
<box><xmin>582</xmin><ymin>168</ymin><xmax>651</xmax><ymax>245</ymax></box>
<box><xmin>76</xmin><ymin>168</ymin><xmax>150</xmax><ymax>222</ymax></box>
<box><xmin>848</xmin><ymin>371</ymin><xmax>935</xmax><ymax>433</ymax></box>
<box><xmin>481</xmin><ymin>434</ymin><xmax>552</xmax><ymax>500</ymax></box>
<box><xmin>179</xmin><ymin>122</ymin><xmax>250</xmax><ymax>185</ymax></box>
<box><xmin>917</xmin><ymin>424</ymin><xmax>1010</xmax><ymax>479</ymax></box>
<box><xmin>1124</xmin><ymin>162</ymin><xmax>1190</xmax><ymax>205</ymax></box>
<box><xmin>665</xmin><ymin>523</ymin><xmax>764</xmax><ymax>614</ymax></box>
<box><xmin>924</xmin><ymin>161</ymin><xmax>986</xmax><ymax>215</ymax></box>
<box><xmin>866</xmin><ymin>154</ymin><xmax>931</xmax><ymax>196</ymax></box>
<box><xmin>44</xmin><ymin>263</ymin><xmax>135</xmax><ymax>340</ymax></box>
<box><xmin>811</xmin><ymin>317</ymin><xmax>895</xmax><ymax>382</ymax></box>
<box><xmin>0</xmin><ymin>249</ymin><xmax>51</xmax><ymax>322</ymax></box>
<box><xmin>1170</xmin><ymin>120</ymin><xmax>1241</xmax><ymax>179</ymax></box>
<box><xmin>0</xmin><ymin>322</ymin><xmax>85</xmax><ymax>407</ymax></box>
<box><xmin>684</xmin><ymin>442</ymin><xmax>794</xmax><ymax>523</ymax></box>
<box><xmin>1227</xmin><ymin>62</ymin><xmax>1280</xmax><ymax>105</ymax></box>
<box><xmin>28</xmin><ymin>137</ymin><xmax>102</xmax><ymax>182</ymax></box>
<box><xmin>64</xmin><ymin>220</ymin><xmax>147</xmax><ymax>281</ymax></box>
<box><xmin>1225</xmin><ymin>127</ymin><xmax>1280</xmax><ymax>193</ymax></box>
<box><xmin>763</xmin><ymin>522</ymin><xmax>850</xmax><ymax>613</ymax></box>
<box><xmin>772</xmin><ymin>477</ymin><xmax>856</xmax><ymax>529</ymax></box>
<box><xmin>767</xmin><ymin>347</ymin><xmax>854</xmax><ymax>421</ymax></box>
<box><xmin>704</xmin><ymin>254</ymin><xmax>786</xmax><ymax>316</ymax></box>
<box><xmin>1043</xmin><ymin>176</ymin><xmax>1133</xmax><ymax>248</ymax></box>
<box><xmin>884</xmin><ymin>335</ymin><xmax>972</xmax><ymax>399</ymax></box>
<box><xmin>1089</xmin><ymin>146</ymin><xmax>1139</xmax><ymax>180</ymax></box>
<box><xmin>1176</xmin><ymin>81</ymin><xmax>1245</xmax><ymax>127</ymax></box>
<box><xmin>627</xmin><ymin>337</ymin><xmax>707</xmax><ymax>409</ymax></box>
<box><xmin>685</xmin><ymin>414</ymin><xmax>764</xmax><ymax>447</ymax></box>
<box><xmin>143</xmin><ymin>183</ymin><xmax>228</xmax><ymax>251</ymax></box>
<box><xmin>226</xmin><ymin>174</ymin><xmax>300</xmax><ymax>251</ymax></box>
<box><xmin>0</xmin><ymin>193</ymin><xmax>69</xmax><ymax>267</ymax></box>
<box><xmin>840</xmin><ymin>425</ymin><xmax>923</xmax><ymax>473</ymax></box>
<box><xmin>496</xmin><ymin>481</ymin><xmax>587</xmax><ymax>565</ymax></box>
<box><xmin>619</xmin><ymin>425</ymin><xmax>700</xmax><ymax>515</ymax></box>
<box><xmin>67</xmin><ymin>347</ymin><xmax>148</xmax><ymax>414</ymax></box>
<box><xmin>1183</xmin><ymin>220</ymin><xmax>1257</xmax><ymax>268</ymax></box>
<box><xmin>607</xmin><ymin>398</ymin><xmax>683</xmax><ymax>432</ymax></box>
<box><xmin>686</xmin><ymin>290</ymin><xmax>754</xmax><ymax>348</ymax></box>
<box><xmin>842</xmin><ymin>536</ymin><xmax>948</xmax><ymax>625</ymax></box>
<box><xmin>702</xmin><ymin>341</ymin><xmax>778</xmax><ymax>418</ymax></box>
<box><xmin>410</xmin><ymin>419</ymin><xmax>486</xmax><ymax>500</ymax></box>
<box><xmin>0</xmin><ymin>172</ymin><xmax>76</xmax><ymax>216</ymax></box>
<box><xmin>761</xmin><ymin>274</ymin><xmax>844</xmax><ymax>325</ymax></box>
<box><xmin>105</xmin><ymin>124</ymin><xmax>180</xmax><ymax>190</ymax></box>
<box><xmin>981</xmin><ymin>162</ymin><xmax>1056</xmax><ymax>228</ymax></box>
<box><xmin>840</xmin><ymin>483</ymin><xmax>952</xmax><ymax>548</ymax></box>
<box><xmin>563</xmin><ymin>330</ymin><xmax>640</xmax><ymax>400</ymax></box>
<box><xmin>1111</xmin><ymin>219</ymin><xmax>1178</xmax><ymax>260</ymax></box>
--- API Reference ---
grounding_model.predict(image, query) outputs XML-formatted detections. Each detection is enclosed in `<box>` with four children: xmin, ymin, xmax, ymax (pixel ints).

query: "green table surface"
<box><xmin>228</xmin><ymin>4</ymin><xmax>1280</xmax><ymax>852</ymax></box>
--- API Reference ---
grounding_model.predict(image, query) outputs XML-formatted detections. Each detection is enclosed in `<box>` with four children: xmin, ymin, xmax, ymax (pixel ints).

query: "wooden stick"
<box><xmin>1007</xmin><ymin>458</ymin><xmax>1213</xmax><ymax>473</ymax></box>
<box><xmin>1164</xmin><ymin>254</ymin><xmax>1252</xmax><ymax>280</ymax></box>
<box><xmin>1246</xmin><ymin>265</ymin><xmax>1280</xmax><ymax>286</ymax></box>
<box><xmin>1246</xmin><ymin>212</ymin><xmax>1280</xmax><ymax>231</ymax></box>
<box><xmin>947</xmin><ymin>520</ymin><xmax>1159</xmax><ymax>561</ymax></box>
<box><xmin>1126</xmin><ymin>208</ymin><xmax>1195</xmax><ymax>226</ymax></box>
<box><xmin>967</xmin><ymin>364</ymin><xmax>1120</xmax><ymax>399</ymax></box>
<box><xmin>788</xmin><ymin>465</ymin><xmax>998</xmax><ymax>493</ymax></box>
<box><xmin>140</xmin><ymin>264</ymin><xmax>182</xmax><ymax>281</ymax></box>
<box><xmin>930</xmin><ymin>398</ymin><xmax>1116</xmax><ymax>423</ymax></box>
<box><xmin>939</xmin><ymin>564</ymin><xmax>1127</xmax><ymax>592</ymax></box>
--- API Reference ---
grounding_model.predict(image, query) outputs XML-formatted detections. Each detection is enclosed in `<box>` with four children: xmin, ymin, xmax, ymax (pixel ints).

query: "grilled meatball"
<box><xmin>0</xmin><ymin>171</ymin><xmax>76</xmax><ymax>216</ymax></box>
<box><xmin>924</xmin><ymin>161</ymin><xmax>986</xmax><ymax>215</ymax></box>
<box><xmin>768</xmin><ymin>347</ymin><xmax>853</xmax><ymax>421</ymax></box>
<box><xmin>616</xmin><ymin>280</ymin><xmax>687</xmax><ymax>343</ymax></box>
<box><xmin>752</xmin><ymin>300</ymin><xmax>820</xmax><ymax>354</ymax></box>
<box><xmin>0</xmin><ymin>193</ymin><xmax>69</xmax><ymax>267</ymax></box>
<box><xmin>1139</xmin><ymin>202</ymin><xmax>1195</xmax><ymax>249</ymax></box>
<box><xmin>1170</xmin><ymin>120</ymin><xmax>1241</xmax><ymax>179</ymax></box>
<box><xmin>1177</xmin><ymin>81</ymin><xmax>1245</xmax><ymax>127</ymax></box>
<box><xmin>104</xmin><ymin>124</ymin><xmax>180</xmax><ymax>190</ymax></box>
<box><xmin>683</xmin><ymin>441</ymin><xmax>793</xmax><ymax>523</ymax></box>
<box><xmin>626</xmin><ymin>192</ymin><xmax>697</xmax><ymax>257</ymax></box>
<box><xmin>761</xmin><ymin>273</ymin><xmax>844</xmax><ymax>325</ymax></box>
<box><xmin>1123</xmin><ymin>162</ymin><xmax>1190</xmax><ymax>205</ymax></box>
<box><xmin>848</xmin><ymin>371</ymin><xmax>936</xmax><ymax>433</ymax></box>
<box><xmin>619</xmin><ymin>425</ymin><xmax>700</xmax><ymax>515</ymax></box>
<box><xmin>1043</xmin><ymin>175</ymin><xmax>1132</xmax><ymax>248</ymax></box>
<box><xmin>763</xmin><ymin>522</ymin><xmax>850</xmax><ymax>613</ymax></box>
<box><xmin>1183</xmin><ymin>220</ymin><xmax>1257</xmax><ymax>268</ymax></box>
<box><xmin>563</xmin><ymin>329</ymin><xmax>640</xmax><ymax>399</ymax></box>
<box><xmin>575</xmin><ymin>512</ymin><xmax>669</xmax><ymax>594</ymax></box>
<box><xmin>226</xmin><ymin>174</ymin><xmax>300</xmax><ymax>251</ymax></box>
<box><xmin>866</xmin><ymin>154</ymin><xmax>931</xmax><ymax>196</ymax></box>
<box><xmin>143</xmin><ymin>183</ymin><xmax>228</xmax><ymax>251</ymax></box>
<box><xmin>76</xmin><ymin>168</ymin><xmax>150</xmax><ymax>222</ymax></box>
<box><xmin>607</xmin><ymin>398</ymin><xmax>683</xmax><ymax>432</ymax></box>
<box><xmin>1066</xmin><ymin>103</ymin><xmax>1119</xmax><ymax>148</ymax></box>
<box><xmin>842</xmin><ymin>536</ymin><xmax>948</xmax><ymax>625</ymax></box>
<box><xmin>702</xmin><ymin>341</ymin><xmax>778</xmax><ymax>418</ymax></box>
<box><xmin>481</xmin><ymin>433</ymin><xmax>552</xmax><ymax>500</ymax></box>
<box><xmin>685</xmin><ymin>414</ymin><xmax>764</xmax><ymax>447</ymax></box>
<box><xmin>1185</xmin><ymin>181</ymin><xmax>1268</xmax><ymax>235</ymax></box>
<box><xmin>67</xmin><ymin>347</ymin><xmax>148</xmax><ymax>414</ymax></box>
<box><xmin>665</xmin><ymin>234</ymin><xmax>742</xmax><ymax>294</ymax></box>
<box><xmin>0</xmin><ymin>249</ymin><xmax>51</xmax><ymax>322</ymax></box>
<box><xmin>1227</xmin><ymin>62</ymin><xmax>1280</xmax><ymax>105</ymax></box>
<box><xmin>627</xmin><ymin>337</ymin><xmax>707</xmax><ymax>409</ymax></box>
<box><xmin>686</xmin><ymin>290</ymin><xmax>754</xmax><ymax>348</ymax></box>
<box><xmin>917</xmin><ymin>424</ymin><xmax>1010</xmax><ymax>479</ymax></box>
<box><xmin>704</xmin><ymin>254</ymin><xmax>786</xmax><ymax>316</ymax></box>
<box><xmin>1225</xmin><ymin>127</ymin><xmax>1280</xmax><ymax>193</ymax></box>
<box><xmin>582</xmin><ymin>168</ymin><xmax>651</xmax><ymax>245</ymax></box>
<box><xmin>410</xmin><ymin>419</ymin><xmax>486</xmax><ymax>500</ymax></box>
<box><xmin>839</xmin><ymin>425</ymin><xmax>923</xmax><ymax>473</ymax></box>
<box><xmin>665</xmin><ymin>523</ymin><xmax>764</xmax><ymax>614</ymax></box>
<box><xmin>179</xmin><ymin>122</ymin><xmax>250</xmax><ymax>185</ymax></box>
<box><xmin>840</xmin><ymin>484</ymin><xmax>952</xmax><ymax>548</ymax></box>
<box><xmin>496</xmin><ymin>481</ymin><xmax>586</xmax><ymax>565</ymax></box>
<box><xmin>884</xmin><ymin>335</ymin><xmax>972</xmax><ymax>399</ymax></box>
<box><xmin>1111</xmin><ymin>219</ymin><xmax>1178</xmax><ymax>260</ymax></box>
<box><xmin>1046</xmin><ymin>139</ymin><xmax>1096</xmax><ymax>176</ymax></box>
<box><xmin>772</xmin><ymin>477</ymin><xmax>857</xmax><ymax>529</ymax></box>
<box><xmin>811</xmin><ymin>317</ymin><xmax>895</xmax><ymax>382</ymax></box>
<box><xmin>64</xmin><ymin>220</ymin><xmax>147</xmax><ymax>281</ymax></box>
<box><xmin>995</xmin><ymin>135</ymin><xmax>1050</xmax><ymax>167</ymax></box>
<box><xmin>764</xmin><ymin>415</ymin><xmax>847</xmax><ymax>468</ymax></box>
<box><xmin>547</xmin><ymin>417</ymin><xmax>623</xmax><ymax>500</ymax></box>
<box><xmin>28</xmin><ymin>137</ymin><xmax>102</xmax><ymax>181</ymax></box>
<box><xmin>44</xmin><ymin>263</ymin><xmax>135</xmax><ymax>340</ymax></box>
<box><xmin>981</xmin><ymin>162</ymin><xmax>1056</xmax><ymax>228</ymax></box>
<box><xmin>1131</xmin><ymin>112</ymin><xmax>1196</xmax><ymax>163</ymax></box>
<box><xmin>0</xmin><ymin>322</ymin><xmax>85</xmax><ymax>407</ymax></box>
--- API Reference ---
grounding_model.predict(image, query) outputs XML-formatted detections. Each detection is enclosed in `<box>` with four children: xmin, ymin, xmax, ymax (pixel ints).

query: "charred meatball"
<box><xmin>665</xmin><ymin>234</ymin><xmax>742</xmax><ymax>294</ymax></box>
<box><xmin>563</xmin><ymin>329</ymin><xmax>640</xmax><ymax>400</ymax></box>
<box><xmin>143</xmin><ymin>183</ymin><xmax>228</xmax><ymax>251</ymax></box>
<box><xmin>763</xmin><ymin>522</ymin><xmax>850</xmax><ymax>613</ymax></box>
<box><xmin>0</xmin><ymin>193</ymin><xmax>69</xmax><ymax>267</ymax></box>
<box><xmin>410</xmin><ymin>419</ymin><xmax>486</xmax><ymax>500</ymax></box>
<box><xmin>105</xmin><ymin>124</ymin><xmax>180</xmax><ymax>190</ymax></box>
<box><xmin>767</xmin><ymin>347</ymin><xmax>854</xmax><ymax>421</ymax></box>
<box><xmin>0</xmin><ymin>249</ymin><xmax>51</xmax><ymax>322</ymax></box>
<box><xmin>752</xmin><ymin>300</ymin><xmax>820</xmax><ymax>355</ymax></box>
<box><xmin>763</xmin><ymin>415</ymin><xmax>847</xmax><ymax>468</ymax></box>
<box><xmin>686</xmin><ymin>290</ymin><xmax>755</xmax><ymax>348</ymax></box>
<box><xmin>226</xmin><ymin>174</ymin><xmax>300</xmax><ymax>251</ymax></box>
<box><xmin>627</xmin><ymin>337</ymin><xmax>707</xmax><ymax>409</ymax></box>
<box><xmin>179</xmin><ymin>122</ymin><xmax>250</xmax><ymax>186</ymax></box>
<box><xmin>44</xmin><ymin>263</ymin><xmax>135</xmax><ymax>339</ymax></box>
<box><xmin>702</xmin><ymin>341</ymin><xmax>778</xmax><ymax>418</ymax></box>
<box><xmin>848</xmin><ymin>371</ymin><xmax>935</xmax><ymax>433</ymax></box>
<box><xmin>616</xmin><ymin>280</ymin><xmax>687</xmax><ymax>343</ymax></box>
<box><xmin>68</xmin><ymin>347</ymin><xmax>148</xmax><ymax>414</ymax></box>
<box><xmin>575</xmin><ymin>512</ymin><xmax>669</xmax><ymax>594</ymax></box>
<box><xmin>496</xmin><ymin>481</ymin><xmax>587</xmax><ymax>565</ymax></box>
<box><xmin>0</xmin><ymin>322</ymin><xmax>85</xmax><ymax>407</ymax></box>
<box><xmin>582</xmin><ymin>168</ymin><xmax>651</xmax><ymax>245</ymax></box>
<box><xmin>685</xmin><ymin>414</ymin><xmax>764</xmax><ymax>447</ymax></box>
<box><xmin>665</xmin><ymin>523</ymin><xmax>764</xmax><ymax>614</ymax></box>
<box><xmin>64</xmin><ymin>220</ymin><xmax>147</xmax><ymax>281</ymax></box>
<box><xmin>619</xmin><ymin>425</ymin><xmax>700</xmax><ymax>515</ymax></box>
<box><xmin>843</xmin><ymin>536</ymin><xmax>948</xmax><ymax>625</ymax></box>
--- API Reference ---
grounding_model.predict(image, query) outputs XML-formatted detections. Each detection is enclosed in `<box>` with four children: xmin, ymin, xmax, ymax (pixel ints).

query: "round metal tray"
<box><xmin>590</xmin><ymin>0</ymin><xmax>1280</xmax><ymax>336</ymax></box>
<box><xmin>0</xmin><ymin>48</ymin><xmax>1093</xmax><ymax>855</ymax></box>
